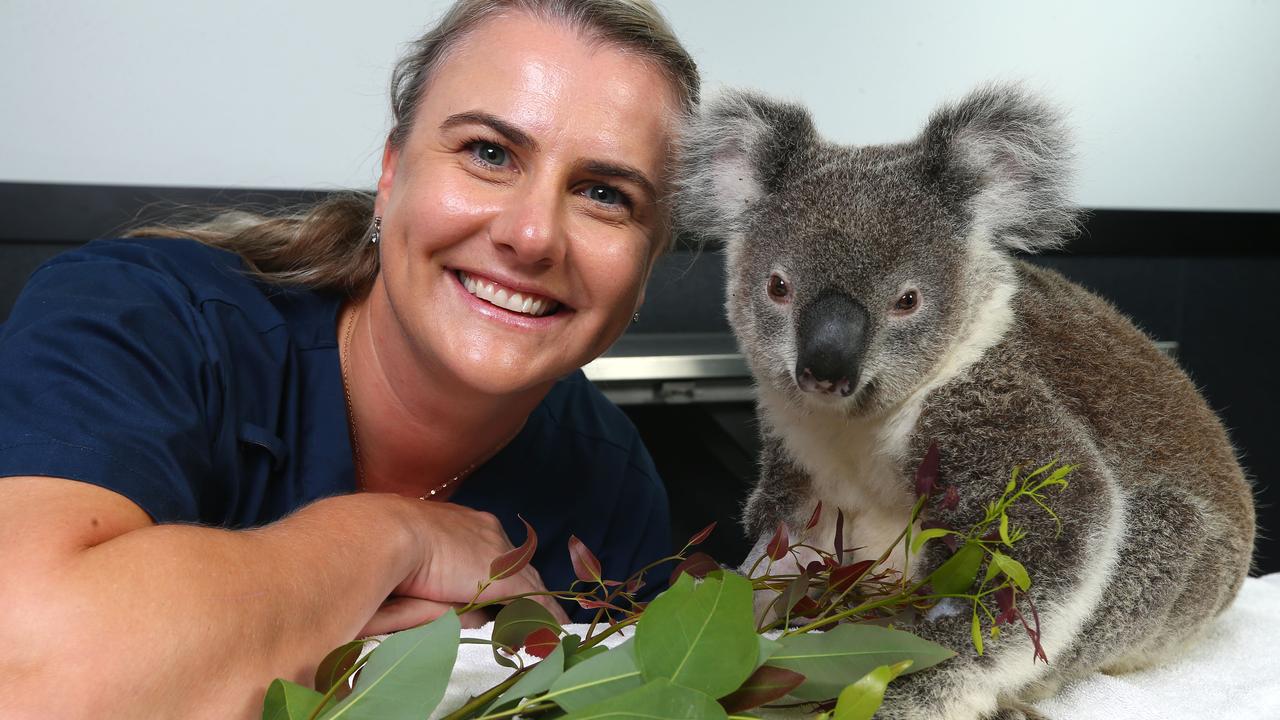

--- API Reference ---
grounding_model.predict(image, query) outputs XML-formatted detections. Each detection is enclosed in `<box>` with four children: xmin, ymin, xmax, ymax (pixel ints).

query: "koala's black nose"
<box><xmin>795</xmin><ymin>292</ymin><xmax>869</xmax><ymax>397</ymax></box>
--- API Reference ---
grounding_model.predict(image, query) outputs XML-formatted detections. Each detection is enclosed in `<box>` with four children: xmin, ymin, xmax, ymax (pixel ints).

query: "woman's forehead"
<box><xmin>415</xmin><ymin>13</ymin><xmax>678</xmax><ymax>172</ymax></box>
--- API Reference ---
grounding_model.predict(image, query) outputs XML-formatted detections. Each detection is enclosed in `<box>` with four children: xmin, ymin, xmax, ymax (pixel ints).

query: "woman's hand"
<box><xmin>361</xmin><ymin>498</ymin><xmax>570</xmax><ymax>636</ymax></box>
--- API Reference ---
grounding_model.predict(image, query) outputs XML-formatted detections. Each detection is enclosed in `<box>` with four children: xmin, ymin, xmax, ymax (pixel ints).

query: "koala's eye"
<box><xmin>767</xmin><ymin>274</ymin><xmax>791</xmax><ymax>303</ymax></box>
<box><xmin>893</xmin><ymin>290</ymin><xmax>919</xmax><ymax>314</ymax></box>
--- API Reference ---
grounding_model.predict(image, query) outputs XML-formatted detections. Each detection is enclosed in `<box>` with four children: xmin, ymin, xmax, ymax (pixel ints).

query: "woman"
<box><xmin>0</xmin><ymin>1</ymin><xmax>698</xmax><ymax>717</ymax></box>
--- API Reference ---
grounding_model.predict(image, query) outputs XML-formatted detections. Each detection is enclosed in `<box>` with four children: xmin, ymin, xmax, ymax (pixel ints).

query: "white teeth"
<box><xmin>457</xmin><ymin>271</ymin><xmax>559</xmax><ymax>317</ymax></box>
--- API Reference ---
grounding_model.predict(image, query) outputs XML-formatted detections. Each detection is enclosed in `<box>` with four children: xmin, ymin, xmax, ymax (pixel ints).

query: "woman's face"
<box><xmin>373</xmin><ymin>13</ymin><xmax>677</xmax><ymax>396</ymax></box>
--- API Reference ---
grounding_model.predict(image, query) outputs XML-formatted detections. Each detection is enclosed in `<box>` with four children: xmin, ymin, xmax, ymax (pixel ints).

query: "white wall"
<box><xmin>2</xmin><ymin>0</ymin><xmax>1277</xmax><ymax>211</ymax></box>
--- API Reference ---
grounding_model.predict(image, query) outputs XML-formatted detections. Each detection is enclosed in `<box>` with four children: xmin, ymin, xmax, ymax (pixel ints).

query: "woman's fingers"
<box><xmin>360</xmin><ymin>596</ymin><xmax>491</xmax><ymax>636</ymax></box>
<box><xmin>387</xmin><ymin>499</ymin><xmax>572</xmax><ymax>627</ymax></box>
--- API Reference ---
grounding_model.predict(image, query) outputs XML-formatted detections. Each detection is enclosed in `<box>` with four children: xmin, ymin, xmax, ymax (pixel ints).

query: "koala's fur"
<box><xmin>675</xmin><ymin>85</ymin><xmax>1255</xmax><ymax>720</ymax></box>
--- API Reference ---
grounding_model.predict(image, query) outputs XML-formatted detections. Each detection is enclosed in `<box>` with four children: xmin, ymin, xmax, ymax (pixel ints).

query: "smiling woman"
<box><xmin>0</xmin><ymin>2</ymin><xmax>698</xmax><ymax>718</ymax></box>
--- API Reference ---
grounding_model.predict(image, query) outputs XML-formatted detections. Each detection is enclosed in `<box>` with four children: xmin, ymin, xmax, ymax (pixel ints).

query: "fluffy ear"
<box><xmin>923</xmin><ymin>84</ymin><xmax>1082</xmax><ymax>253</ymax></box>
<box><xmin>674</xmin><ymin>90</ymin><xmax>819</xmax><ymax>245</ymax></box>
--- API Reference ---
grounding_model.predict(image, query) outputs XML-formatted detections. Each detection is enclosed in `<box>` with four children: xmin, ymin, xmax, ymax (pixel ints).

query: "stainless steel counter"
<box><xmin>583</xmin><ymin>332</ymin><xmax>1178</xmax><ymax>406</ymax></box>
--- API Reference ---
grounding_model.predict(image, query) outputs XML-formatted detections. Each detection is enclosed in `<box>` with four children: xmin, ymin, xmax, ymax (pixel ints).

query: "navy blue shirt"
<box><xmin>0</xmin><ymin>238</ymin><xmax>671</xmax><ymax>617</ymax></box>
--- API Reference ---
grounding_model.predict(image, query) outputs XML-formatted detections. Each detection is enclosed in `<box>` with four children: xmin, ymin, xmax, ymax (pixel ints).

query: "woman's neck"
<box><xmin>339</xmin><ymin>289</ymin><xmax>549</xmax><ymax>500</ymax></box>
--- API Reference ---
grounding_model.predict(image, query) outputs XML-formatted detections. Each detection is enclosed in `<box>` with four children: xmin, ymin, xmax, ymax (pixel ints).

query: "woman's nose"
<box><xmin>488</xmin><ymin>180</ymin><xmax>567</xmax><ymax>266</ymax></box>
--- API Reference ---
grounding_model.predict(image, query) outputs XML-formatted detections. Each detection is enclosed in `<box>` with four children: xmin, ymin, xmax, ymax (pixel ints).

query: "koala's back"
<box><xmin>1000</xmin><ymin>261</ymin><xmax>1253</xmax><ymax>669</ymax></box>
<box><xmin>1011</xmin><ymin>263</ymin><xmax>1236</xmax><ymax>485</ymax></box>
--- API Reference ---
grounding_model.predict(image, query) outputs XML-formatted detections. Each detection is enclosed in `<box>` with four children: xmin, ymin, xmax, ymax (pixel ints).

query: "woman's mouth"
<box><xmin>456</xmin><ymin>270</ymin><xmax>562</xmax><ymax>317</ymax></box>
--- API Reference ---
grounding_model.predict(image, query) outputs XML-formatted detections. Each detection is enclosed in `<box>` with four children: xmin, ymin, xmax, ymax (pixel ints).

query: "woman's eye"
<box><xmin>470</xmin><ymin>141</ymin><xmax>509</xmax><ymax>167</ymax></box>
<box><xmin>586</xmin><ymin>184</ymin><xmax>624</xmax><ymax>206</ymax></box>
<box><xmin>894</xmin><ymin>290</ymin><xmax>919</xmax><ymax>313</ymax></box>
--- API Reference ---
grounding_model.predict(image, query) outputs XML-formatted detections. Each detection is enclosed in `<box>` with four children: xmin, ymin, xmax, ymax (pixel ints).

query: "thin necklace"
<box><xmin>339</xmin><ymin>304</ymin><xmax>508</xmax><ymax>500</ymax></box>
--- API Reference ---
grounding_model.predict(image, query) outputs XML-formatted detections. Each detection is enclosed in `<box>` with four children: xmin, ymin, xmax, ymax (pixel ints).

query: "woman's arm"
<box><xmin>0</xmin><ymin>476</ymin><xmax>557</xmax><ymax>720</ymax></box>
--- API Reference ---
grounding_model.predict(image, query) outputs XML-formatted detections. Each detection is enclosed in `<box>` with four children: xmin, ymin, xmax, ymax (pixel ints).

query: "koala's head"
<box><xmin>675</xmin><ymin>85</ymin><xmax>1080</xmax><ymax>415</ymax></box>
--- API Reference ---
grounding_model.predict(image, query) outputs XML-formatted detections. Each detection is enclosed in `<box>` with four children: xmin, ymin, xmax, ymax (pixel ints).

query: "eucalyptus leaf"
<box><xmin>990</xmin><ymin>551</ymin><xmax>1031</xmax><ymax>591</ymax></box>
<box><xmin>482</xmin><ymin>641</ymin><xmax>567</xmax><ymax>716</ymax></box>
<box><xmin>546</xmin><ymin>638</ymin><xmax>644</xmax><ymax>711</ymax></box>
<box><xmin>491</xmin><ymin>598</ymin><xmax>562</xmax><ymax>667</ymax></box>
<box><xmin>910</xmin><ymin>528</ymin><xmax>953</xmax><ymax>555</ymax></box>
<box><xmin>928</xmin><ymin>541</ymin><xmax>983</xmax><ymax>596</ymax></box>
<box><xmin>756</xmin><ymin>635</ymin><xmax>783</xmax><ymax>669</ymax></box>
<box><xmin>262</xmin><ymin>679</ymin><xmax>330</xmax><ymax>720</ymax></box>
<box><xmin>719</xmin><ymin>665</ymin><xmax>806</xmax><ymax>714</ymax></box>
<box><xmin>769</xmin><ymin>624</ymin><xmax>954</xmax><ymax>702</ymax></box>
<box><xmin>635</xmin><ymin>571</ymin><xmax>757</xmax><ymax>699</ymax></box>
<box><xmin>566</xmin><ymin>644</ymin><xmax>609</xmax><ymax>669</ymax></box>
<box><xmin>831</xmin><ymin>660</ymin><xmax>912</xmax><ymax>720</ymax></box>
<box><xmin>313</xmin><ymin>641</ymin><xmax>366</xmax><ymax>700</ymax></box>
<box><xmin>971</xmin><ymin>607</ymin><xmax>985</xmax><ymax>655</ymax></box>
<box><xmin>318</xmin><ymin>611</ymin><xmax>460</xmax><ymax>720</ymax></box>
<box><xmin>561</xmin><ymin>678</ymin><xmax>727</xmax><ymax>720</ymax></box>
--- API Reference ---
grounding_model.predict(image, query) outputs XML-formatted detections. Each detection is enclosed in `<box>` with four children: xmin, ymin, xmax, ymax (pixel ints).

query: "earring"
<box><xmin>370</xmin><ymin>216</ymin><xmax>382</xmax><ymax>245</ymax></box>
<box><xmin>632</xmin><ymin>312</ymin><xmax>640</xmax><ymax>324</ymax></box>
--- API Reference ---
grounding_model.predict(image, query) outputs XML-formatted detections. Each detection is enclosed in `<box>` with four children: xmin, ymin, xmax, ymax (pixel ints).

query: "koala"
<box><xmin>674</xmin><ymin>85</ymin><xmax>1255</xmax><ymax>720</ymax></box>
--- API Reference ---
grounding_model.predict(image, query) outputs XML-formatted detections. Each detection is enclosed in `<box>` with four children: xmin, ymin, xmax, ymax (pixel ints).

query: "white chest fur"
<box><xmin>758</xmin><ymin>385</ymin><xmax>923</xmax><ymax>577</ymax></box>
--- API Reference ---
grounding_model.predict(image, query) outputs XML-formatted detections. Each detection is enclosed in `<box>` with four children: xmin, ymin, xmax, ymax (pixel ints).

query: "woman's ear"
<box><xmin>375</xmin><ymin>137</ymin><xmax>401</xmax><ymax>216</ymax></box>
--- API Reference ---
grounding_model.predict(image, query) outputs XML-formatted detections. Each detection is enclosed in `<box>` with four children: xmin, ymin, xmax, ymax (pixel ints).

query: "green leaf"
<box><xmin>1042</xmin><ymin>463</ymin><xmax>1074</xmax><ymax>488</ymax></box>
<box><xmin>772</xmin><ymin>570</ymin><xmax>811</xmax><ymax>622</ymax></box>
<box><xmin>262</xmin><ymin>679</ymin><xmax>330</xmax><ymax>720</ymax></box>
<box><xmin>491</xmin><ymin>598</ymin><xmax>562</xmax><ymax>668</ymax></box>
<box><xmin>635</xmin><ymin>571</ymin><xmax>757</xmax><ymax>699</ymax></box>
<box><xmin>983</xmin><ymin>556</ymin><xmax>1002</xmax><ymax>584</ymax></box>
<box><xmin>318</xmin><ymin>611</ymin><xmax>460</xmax><ymax>720</ymax></box>
<box><xmin>756</xmin><ymin>635</ymin><xmax>783</xmax><ymax>669</ymax></box>
<box><xmin>831</xmin><ymin>660</ymin><xmax>912</xmax><ymax>720</ymax></box>
<box><xmin>482</xmin><ymin>641</ymin><xmax>567</xmax><ymax>716</ymax></box>
<box><xmin>998</xmin><ymin>513</ymin><xmax>1012</xmax><ymax>546</ymax></box>
<box><xmin>909</xmin><ymin>528</ymin><xmax>954</xmax><ymax>555</ymax></box>
<box><xmin>313</xmin><ymin>641</ymin><xmax>365</xmax><ymax>700</ymax></box>
<box><xmin>769</xmin><ymin>624</ymin><xmax>954</xmax><ymax>702</ymax></box>
<box><xmin>927</xmin><ymin>541</ymin><xmax>984</xmax><ymax>596</ymax></box>
<box><xmin>990</xmin><ymin>551</ymin><xmax>1031</xmax><ymax>591</ymax></box>
<box><xmin>971</xmin><ymin>607</ymin><xmax>985</xmax><ymax>656</ymax></box>
<box><xmin>547</xmin><ymin>638</ymin><xmax>644</xmax><ymax>711</ymax></box>
<box><xmin>561</xmin><ymin>678</ymin><xmax>727</xmax><ymax>720</ymax></box>
<box><xmin>1024</xmin><ymin>459</ymin><xmax>1057</xmax><ymax>482</ymax></box>
<box><xmin>567</xmin><ymin>645</ymin><xmax>609</xmax><ymax>669</ymax></box>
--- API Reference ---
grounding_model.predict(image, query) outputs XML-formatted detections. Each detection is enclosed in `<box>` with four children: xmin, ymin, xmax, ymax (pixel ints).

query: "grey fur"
<box><xmin>675</xmin><ymin>84</ymin><xmax>1255</xmax><ymax>720</ymax></box>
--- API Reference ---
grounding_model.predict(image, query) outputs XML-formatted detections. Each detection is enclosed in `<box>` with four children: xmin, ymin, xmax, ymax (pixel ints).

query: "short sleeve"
<box><xmin>0</xmin><ymin>252</ymin><xmax>218</xmax><ymax>522</ymax></box>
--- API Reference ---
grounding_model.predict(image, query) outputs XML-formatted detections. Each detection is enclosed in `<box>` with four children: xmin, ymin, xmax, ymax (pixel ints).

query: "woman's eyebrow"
<box><xmin>440</xmin><ymin>111</ymin><xmax>539</xmax><ymax>152</ymax></box>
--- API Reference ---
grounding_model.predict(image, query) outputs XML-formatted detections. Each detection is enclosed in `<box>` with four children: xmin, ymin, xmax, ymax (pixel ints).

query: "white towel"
<box><xmin>1031</xmin><ymin>573</ymin><xmax>1280</xmax><ymax>720</ymax></box>
<box><xmin>420</xmin><ymin>574</ymin><xmax>1280</xmax><ymax>718</ymax></box>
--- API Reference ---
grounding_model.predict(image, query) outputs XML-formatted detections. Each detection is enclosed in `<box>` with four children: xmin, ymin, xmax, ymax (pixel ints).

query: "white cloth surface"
<box><xmin>1031</xmin><ymin>573</ymin><xmax>1280</xmax><ymax>720</ymax></box>
<box><xmin>425</xmin><ymin>575</ymin><xmax>1280</xmax><ymax>719</ymax></box>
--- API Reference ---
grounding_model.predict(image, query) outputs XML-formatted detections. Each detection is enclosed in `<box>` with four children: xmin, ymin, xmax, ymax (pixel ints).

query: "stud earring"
<box><xmin>632</xmin><ymin>312</ymin><xmax>640</xmax><ymax>324</ymax></box>
<box><xmin>370</xmin><ymin>216</ymin><xmax>382</xmax><ymax>244</ymax></box>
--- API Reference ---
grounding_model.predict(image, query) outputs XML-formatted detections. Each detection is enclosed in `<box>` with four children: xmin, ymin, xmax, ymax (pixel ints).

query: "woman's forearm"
<box><xmin>0</xmin><ymin>488</ymin><xmax>419</xmax><ymax>720</ymax></box>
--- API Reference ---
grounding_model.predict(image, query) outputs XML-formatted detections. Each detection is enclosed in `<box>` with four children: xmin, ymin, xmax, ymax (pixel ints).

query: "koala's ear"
<box><xmin>674</xmin><ymin>90</ymin><xmax>819</xmax><ymax>245</ymax></box>
<box><xmin>922</xmin><ymin>84</ymin><xmax>1082</xmax><ymax>253</ymax></box>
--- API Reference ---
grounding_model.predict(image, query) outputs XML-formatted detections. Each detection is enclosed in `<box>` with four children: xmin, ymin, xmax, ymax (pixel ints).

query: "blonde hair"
<box><xmin>128</xmin><ymin>0</ymin><xmax>699</xmax><ymax>296</ymax></box>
